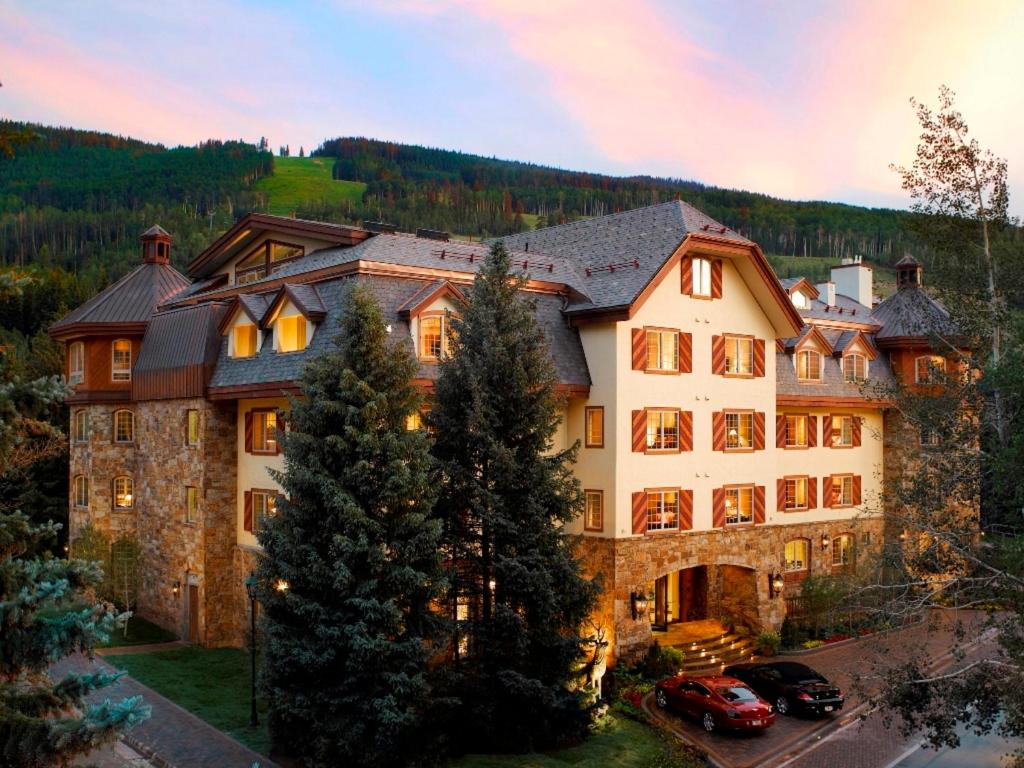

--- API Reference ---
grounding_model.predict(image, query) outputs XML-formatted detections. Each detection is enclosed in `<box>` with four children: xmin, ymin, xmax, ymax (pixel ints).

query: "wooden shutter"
<box><xmin>678</xmin><ymin>332</ymin><xmax>692</xmax><ymax>373</ymax></box>
<box><xmin>244</xmin><ymin>411</ymin><xmax>254</xmax><ymax>454</ymax></box>
<box><xmin>679</xmin><ymin>489</ymin><xmax>694</xmax><ymax>530</ymax></box>
<box><xmin>631</xmin><ymin>409</ymin><xmax>647</xmax><ymax>453</ymax></box>
<box><xmin>275</xmin><ymin>412</ymin><xmax>287</xmax><ymax>455</ymax></box>
<box><xmin>776</xmin><ymin>478</ymin><xmax>787</xmax><ymax>512</ymax></box>
<box><xmin>823</xmin><ymin>476</ymin><xmax>833</xmax><ymax>508</ymax></box>
<box><xmin>753</xmin><ymin>338</ymin><xmax>766</xmax><ymax>377</ymax></box>
<box><xmin>808</xmin><ymin>415</ymin><xmax>818</xmax><ymax>447</ymax></box>
<box><xmin>632</xmin><ymin>491</ymin><xmax>647</xmax><ymax>535</ymax></box>
<box><xmin>712</xmin><ymin>487</ymin><xmax>726</xmax><ymax>528</ymax></box>
<box><xmin>754</xmin><ymin>485</ymin><xmax>766</xmax><ymax>524</ymax></box>
<box><xmin>853</xmin><ymin>475</ymin><xmax>862</xmax><ymax>505</ymax></box>
<box><xmin>852</xmin><ymin>417</ymin><xmax>862</xmax><ymax>447</ymax></box>
<box><xmin>243</xmin><ymin>491</ymin><xmax>253</xmax><ymax>532</ymax></box>
<box><xmin>711</xmin><ymin>411</ymin><xmax>725</xmax><ymax>451</ymax></box>
<box><xmin>808</xmin><ymin>477</ymin><xmax>818</xmax><ymax>509</ymax></box>
<box><xmin>711</xmin><ymin>259</ymin><xmax>723</xmax><ymax>298</ymax></box>
<box><xmin>776</xmin><ymin>413</ymin><xmax>787</xmax><ymax>448</ymax></box>
<box><xmin>679</xmin><ymin>410</ymin><xmax>693</xmax><ymax>451</ymax></box>
<box><xmin>680</xmin><ymin>256</ymin><xmax>693</xmax><ymax>295</ymax></box>
<box><xmin>631</xmin><ymin>328</ymin><xmax>646</xmax><ymax>371</ymax></box>
<box><xmin>711</xmin><ymin>335</ymin><xmax>726</xmax><ymax>374</ymax></box>
<box><xmin>823</xmin><ymin>415</ymin><xmax>833</xmax><ymax>448</ymax></box>
<box><xmin>753</xmin><ymin>411</ymin><xmax>766</xmax><ymax>450</ymax></box>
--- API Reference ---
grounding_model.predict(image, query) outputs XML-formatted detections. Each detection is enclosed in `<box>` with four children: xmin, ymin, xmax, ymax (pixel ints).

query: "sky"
<box><xmin>2</xmin><ymin>0</ymin><xmax>1023</xmax><ymax>214</ymax></box>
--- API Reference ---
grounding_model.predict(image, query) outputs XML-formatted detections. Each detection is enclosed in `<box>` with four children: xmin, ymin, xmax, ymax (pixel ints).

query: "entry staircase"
<box><xmin>674</xmin><ymin>630</ymin><xmax>759</xmax><ymax>675</ymax></box>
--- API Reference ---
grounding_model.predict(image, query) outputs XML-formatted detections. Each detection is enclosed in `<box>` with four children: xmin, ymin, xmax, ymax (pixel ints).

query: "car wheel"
<box><xmin>702</xmin><ymin>711</ymin><xmax>716</xmax><ymax>732</ymax></box>
<box><xmin>656</xmin><ymin>690</ymin><xmax>668</xmax><ymax>709</ymax></box>
<box><xmin>776</xmin><ymin>695</ymin><xmax>790</xmax><ymax>715</ymax></box>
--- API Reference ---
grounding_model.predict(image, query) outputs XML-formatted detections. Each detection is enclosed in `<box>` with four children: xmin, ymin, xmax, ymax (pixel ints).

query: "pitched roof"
<box><xmin>870</xmin><ymin>288</ymin><xmax>956</xmax><ymax>340</ymax></box>
<box><xmin>142</xmin><ymin>224</ymin><xmax>171</xmax><ymax>238</ymax></box>
<box><xmin>133</xmin><ymin>302</ymin><xmax>228</xmax><ymax>400</ymax></box>
<box><xmin>261</xmin><ymin>283</ymin><xmax>327</xmax><ymax>328</ymax></box>
<box><xmin>776</xmin><ymin>344</ymin><xmax>895</xmax><ymax>400</ymax></box>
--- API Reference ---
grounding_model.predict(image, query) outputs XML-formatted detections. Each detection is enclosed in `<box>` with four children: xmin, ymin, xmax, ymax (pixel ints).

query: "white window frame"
<box><xmin>645</xmin><ymin>329</ymin><xmax>679</xmax><ymax>372</ymax></box>
<box><xmin>796</xmin><ymin>349</ymin><xmax>821</xmax><ymax>381</ymax></box>
<box><xmin>692</xmin><ymin>257</ymin><xmax>712</xmax><ymax>297</ymax></box>
<box><xmin>843</xmin><ymin>353</ymin><xmax>868</xmax><ymax>382</ymax></box>
<box><xmin>831</xmin><ymin>415</ymin><xmax>854</xmax><ymax>447</ymax></box>
<box><xmin>418</xmin><ymin>313</ymin><xmax>450</xmax><ymax>362</ymax></box>
<box><xmin>784</xmin><ymin>539</ymin><xmax>809</xmax><ymax>572</ymax></box>
<box><xmin>113</xmin><ymin>409</ymin><xmax>134</xmax><ymax>443</ymax></box>
<box><xmin>69</xmin><ymin>342</ymin><xmax>85</xmax><ymax>385</ymax></box>
<box><xmin>73</xmin><ymin>410</ymin><xmax>89</xmax><ymax>443</ymax></box>
<box><xmin>832</xmin><ymin>533</ymin><xmax>853</xmax><ymax>566</ymax></box>
<box><xmin>724</xmin><ymin>335</ymin><xmax>753</xmax><ymax>376</ymax></box>
<box><xmin>836</xmin><ymin>475</ymin><xmax>854</xmax><ymax>507</ymax></box>
<box><xmin>111</xmin><ymin>339</ymin><xmax>132</xmax><ymax>382</ymax></box>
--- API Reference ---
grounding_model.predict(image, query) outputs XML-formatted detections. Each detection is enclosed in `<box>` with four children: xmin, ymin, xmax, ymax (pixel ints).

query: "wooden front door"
<box><xmin>187</xmin><ymin>585</ymin><xmax>199</xmax><ymax>644</ymax></box>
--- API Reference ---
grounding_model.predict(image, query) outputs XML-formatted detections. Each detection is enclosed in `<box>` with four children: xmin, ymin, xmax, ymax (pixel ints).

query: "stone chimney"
<box><xmin>830</xmin><ymin>255</ymin><xmax>873</xmax><ymax>307</ymax></box>
<box><xmin>815</xmin><ymin>280</ymin><xmax>836</xmax><ymax>307</ymax></box>
<box><xmin>141</xmin><ymin>225</ymin><xmax>171</xmax><ymax>265</ymax></box>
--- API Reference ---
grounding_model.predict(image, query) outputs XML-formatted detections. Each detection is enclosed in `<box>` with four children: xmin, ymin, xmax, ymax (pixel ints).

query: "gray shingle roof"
<box><xmin>797</xmin><ymin>293</ymin><xmax>873</xmax><ymax>322</ymax></box>
<box><xmin>776</xmin><ymin>345</ymin><xmax>895</xmax><ymax>399</ymax></box>
<box><xmin>870</xmin><ymin>287</ymin><xmax>956</xmax><ymax>339</ymax></box>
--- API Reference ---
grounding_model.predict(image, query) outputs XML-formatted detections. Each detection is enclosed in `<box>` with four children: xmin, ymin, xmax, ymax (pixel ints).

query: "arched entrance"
<box><xmin>648</xmin><ymin>565</ymin><xmax>709</xmax><ymax>630</ymax></box>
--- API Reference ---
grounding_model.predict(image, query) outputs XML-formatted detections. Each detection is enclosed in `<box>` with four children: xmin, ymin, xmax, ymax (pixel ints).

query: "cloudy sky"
<box><xmin>2</xmin><ymin>0</ymin><xmax>1022</xmax><ymax>213</ymax></box>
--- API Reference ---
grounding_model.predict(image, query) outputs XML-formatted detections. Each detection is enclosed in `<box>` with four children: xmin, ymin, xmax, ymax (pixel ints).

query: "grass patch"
<box><xmin>255</xmin><ymin>156</ymin><xmax>365</xmax><ymax>216</ymax></box>
<box><xmin>105</xmin><ymin>646</ymin><xmax>270</xmax><ymax>757</ymax></box>
<box><xmin>98</xmin><ymin>615</ymin><xmax>177</xmax><ymax>648</ymax></box>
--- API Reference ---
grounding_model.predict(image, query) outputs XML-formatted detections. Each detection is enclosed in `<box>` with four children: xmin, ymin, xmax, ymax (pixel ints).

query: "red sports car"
<box><xmin>654</xmin><ymin>674</ymin><xmax>776</xmax><ymax>733</ymax></box>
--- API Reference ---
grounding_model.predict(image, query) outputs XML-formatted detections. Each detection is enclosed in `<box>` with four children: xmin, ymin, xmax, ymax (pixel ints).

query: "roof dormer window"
<box><xmin>418</xmin><ymin>312</ymin><xmax>452</xmax><ymax>362</ymax></box>
<box><xmin>796</xmin><ymin>350</ymin><xmax>821</xmax><ymax>382</ymax></box>
<box><xmin>843</xmin><ymin>353</ymin><xmax>868</xmax><ymax>382</ymax></box>
<box><xmin>232</xmin><ymin>324</ymin><xmax>258</xmax><ymax>358</ymax></box>
<box><xmin>791</xmin><ymin>291</ymin><xmax>808</xmax><ymax>308</ymax></box>
<box><xmin>276</xmin><ymin>314</ymin><xmax>308</xmax><ymax>353</ymax></box>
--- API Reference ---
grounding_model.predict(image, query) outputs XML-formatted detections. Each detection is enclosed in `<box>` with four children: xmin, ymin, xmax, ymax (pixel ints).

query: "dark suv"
<box><xmin>723</xmin><ymin>662</ymin><xmax>844</xmax><ymax>716</ymax></box>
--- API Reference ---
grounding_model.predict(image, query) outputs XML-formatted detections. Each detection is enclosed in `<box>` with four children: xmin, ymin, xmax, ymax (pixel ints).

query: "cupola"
<box><xmin>141</xmin><ymin>225</ymin><xmax>172</xmax><ymax>265</ymax></box>
<box><xmin>895</xmin><ymin>255</ymin><xmax>923</xmax><ymax>291</ymax></box>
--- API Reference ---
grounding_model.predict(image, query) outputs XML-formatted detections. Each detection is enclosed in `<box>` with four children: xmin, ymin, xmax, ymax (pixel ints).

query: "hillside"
<box><xmin>253</xmin><ymin>156</ymin><xmax>365</xmax><ymax>216</ymax></box>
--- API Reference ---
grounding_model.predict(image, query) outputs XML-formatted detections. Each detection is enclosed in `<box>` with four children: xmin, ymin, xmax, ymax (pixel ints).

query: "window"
<box><xmin>835</xmin><ymin>475</ymin><xmax>854</xmax><ymax>507</ymax></box>
<box><xmin>831</xmin><ymin>415</ymin><xmax>854</xmax><ymax>447</ymax></box>
<box><xmin>584</xmin><ymin>490</ymin><xmax>604</xmax><ymax>531</ymax></box>
<box><xmin>406</xmin><ymin>411</ymin><xmax>423</xmax><ymax>431</ymax></box>
<box><xmin>252</xmin><ymin>410</ymin><xmax>278</xmax><ymax>454</ymax></box>
<box><xmin>186</xmin><ymin>410</ymin><xmax>200</xmax><ymax>446</ymax></box>
<box><xmin>69</xmin><ymin>342</ymin><xmax>85</xmax><ymax>385</ymax></box>
<box><xmin>796</xmin><ymin>350</ymin><xmax>821</xmax><ymax>381</ymax></box>
<box><xmin>646</xmin><ymin>489</ymin><xmax>679</xmax><ymax>532</ymax></box>
<box><xmin>236</xmin><ymin>241</ymin><xmax>305</xmax><ymax>284</ymax></box>
<box><xmin>112</xmin><ymin>339</ymin><xmax>131</xmax><ymax>382</ymax></box>
<box><xmin>784</xmin><ymin>539</ymin><xmax>809</xmax><ymax>572</ymax></box>
<box><xmin>277</xmin><ymin>315</ymin><xmax>307</xmax><ymax>353</ymax></box>
<box><xmin>585</xmin><ymin>407</ymin><xmax>604</xmax><ymax>448</ymax></box>
<box><xmin>915</xmin><ymin>355</ymin><xmax>946</xmax><ymax>384</ymax></box>
<box><xmin>113</xmin><ymin>476</ymin><xmax>133</xmax><ymax>510</ymax></box>
<box><xmin>113</xmin><ymin>410</ymin><xmax>134</xmax><ymax>443</ymax></box>
<box><xmin>269</xmin><ymin>242</ymin><xmax>304</xmax><ymax>270</ymax></box>
<box><xmin>646</xmin><ymin>329</ymin><xmax>679</xmax><ymax>372</ymax></box>
<box><xmin>725</xmin><ymin>411</ymin><xmax>753</xmax><ymax>450</ymax></box>
<box><xmin>784</xmin><ymin>414</ymin><xmax>808</xmax><ymax>448</ymax></box>
<box><xmin>725</xmin><ymin>486</ymin><xmax>754</xmax><ymax>526</ymax></box>
<box><xmin>844</xmin><ymin>354</ymin><xmax>867</xmax><ymax>382</ymax></box>
<box><xmin>419</xmin><ymin>313</ymin><xmax>452</xmax><ymax>362</ymax></box>
<box><xmin>232</xmin><ymin>324</ymin><xmax>258</xmax><ymax>358</ymax></box>
<box><xmin>791</xmin><ymin>291</ymin><xmax>808</xmax><ymax>309</ymax></box>
<box><xmin>784</xmin><ymin>477</ymin><xmax>808</xmax><ymax>510</ymax></box>
<box><xmin>646</xmin><ymin>409</ymin><xmax>679</xmax><ymax>451</ymax></box>
<box><xmin>186</xmin><ymin>486</ymin><xmax>199</xmax><ymax>523</ymax></box>
<box><xmin>920</xmin><ymin>427</ymin><xmax>941</xmax><ymax>447</ymax></box>
<box><xmin>832</xmin><ymin>534</ymin><xmax>853</xmax><ymax>566</ymax></box>
<box><xmin>692</xmin><ymin>257</ymin><xmax>712</xmax><ymax>297</ymax></box>
<box><xmin>73</xmin><ymin>475</ymin><xmax>89</xmax><ymax>507</ymax></box>
<box><xmin>862</xmin><ymin>530</ymin><xmax>873</xmax><ymax>546</ymax></box>
<box><xmin>252</xmin><ymin>490</ymin><xmax>278</xmax><ymax>533</ymax></box>
<box><xmin>724</xmin><ymin>335</ymin><xmax>753</xmax><ymax>376</ymax></box>
<box><xmin>73</xmin><ymin>410</ymin><xmax>89</xmax><ymax>443</ymax></box>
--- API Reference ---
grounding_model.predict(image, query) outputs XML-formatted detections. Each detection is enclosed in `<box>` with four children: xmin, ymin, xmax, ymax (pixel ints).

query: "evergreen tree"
<box><xmin>429</xmin><ymin>241</ymin><xmax>600</xmax><ymax>753</ymax></box>
<box><xmin>256</xmin><ymin>282</ymin><xmax>446</xmax><ymax>768</ymax></box>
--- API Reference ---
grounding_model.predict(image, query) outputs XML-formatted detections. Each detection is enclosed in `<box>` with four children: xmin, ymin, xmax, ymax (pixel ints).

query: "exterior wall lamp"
<box><xmin>821</xmin><ymin>532</ymin><xmax>831</xmax><ymax>550</ymax></box>
<box><xmin>172</xmin><ymin>580</ymin><xmax>181</xmax><ymax>597</ymax></box>
<box><xmin>769</xmin><ymin>572</ymin><xmax>785</xmax><ymax>598</ymax></box>
<box><xmin>630</xmin><ymin>590</ymin><xmax>650</xmax><ymax>621</ymax></box>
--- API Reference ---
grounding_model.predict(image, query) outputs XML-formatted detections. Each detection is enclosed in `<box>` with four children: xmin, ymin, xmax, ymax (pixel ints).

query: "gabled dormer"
<box><xmin>787</xmin><ymin>326</ymin><xmax>833</xmax><ymax>382</ymax></box>
<box><xmin>783</xmin><ymin>278</ymin><xmax>820</xmax><ymax>310</ymax></box>
<box><xmin>835</xmin><ymin>330</ymin><xmax>877</xmax><ymax>382</ymax></box>
<box><xmin>398</xmin><ymin>280</ymin><xmax>466</xmax><ymax>363</ymax></box>
<box><xmin>219</xmin><ymin>293</ymin><xmax>269</xmax><ymax>359</ymax></box>
<box><xmin>261</xmin><ymin>284</ymin><xmax>326</xmax><ymax>354</ymax></box>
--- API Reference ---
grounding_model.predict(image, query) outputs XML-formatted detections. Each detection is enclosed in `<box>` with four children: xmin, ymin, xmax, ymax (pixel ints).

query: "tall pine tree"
<box><xmin>430</xmin><ymin>241</ymin><xmax>599</xmax><ymax>753</ymax></box>
<box><xmin>256</xmin><ymin>282</ymin><xmax>446</xmax><ymax>768</ymax></box>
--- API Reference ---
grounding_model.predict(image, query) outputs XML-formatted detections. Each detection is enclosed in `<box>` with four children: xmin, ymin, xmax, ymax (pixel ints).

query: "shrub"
<box><xmin>756</xmin><ymin>631</ymin><xmax>781</xmax><ymax>655</ymax></box>
<box><xmin>803</xmin><ymin>639</ymin><xmax>824</xmax><ymax>650</ymax></box>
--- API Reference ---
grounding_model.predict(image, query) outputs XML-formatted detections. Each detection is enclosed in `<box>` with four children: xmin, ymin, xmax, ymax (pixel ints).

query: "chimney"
<box><xmin>815</xmin><ymin>280</ymin><xmax>836</xmax><ymax>307</ymax></box>
<box><xmin>830</xmin><ymin>254</ymin><xmax>873</xmax><ymax>307</ymax></box>
<box><xmin>141</xmin><ymin>225</ymin><xmax>171</xmax><ymax>265</ymax></box>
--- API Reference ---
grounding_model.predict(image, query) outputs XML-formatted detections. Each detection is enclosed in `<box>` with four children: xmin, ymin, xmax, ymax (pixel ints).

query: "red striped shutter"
<box><xmin>712</xmin><ymin>487</ymin><xmax>726</xmax><ymax>528</ymax></box>
<box><xmin>777</xmin><ymin>478</ymin><xmax>787</xmax><ymax>512</ymax></box>
<box><xmin>632</xmin><ymin>491</ymin><xmax>647</xmax><ymax>535</ymax></box>
<box><xmin>776</xmin><ymin>413</ymin><xmax>787</xmax><ymax>448</ymax></box>
<box><xmin>808</xmin><ymin>477</ymin><xmax>818</xmax><ymax>509</ymax></box>
<box><xmin>680</xmin><ymin>256</ymin><xmax>693</xmax><ymax>295</ymax></box>
<box><xmin>753</xmin><ymin>338</ymin><xmax>766</xmax><ymax>377</ymax></box>
<box><xmin>808</xmin><ymin>415</ymin><xmax>818</xmax><ymax>447</ymax></box>
<box><xmin>631</xmin><ymin>328</ymin><xmax>646</xmax><ymax>371</ymax></box>
<box><xmin>711</xmin><ymin>335</ymin><xmax>725</xmax><ymax>374</ymax></box>
<box><xmin>711</xmin><ymin>259</ymin><xmax>723</xmax><ymax>298</ymax></box>
<box><xmin>678</xmin><ymin>332</ymin><xmax>692</xmax><ymax>373</ymax></box>
<box><xmin>823</xmin><ymin>476</ymin><xmax>834</xmax><ymax>508</ymax></box>
<box><xmin>853</xmin><ymin>475</ymin><xmax>862</xmax><ymax>505</ymax></box>
<box><xmin>678</xmin><ymin>410</ymin><xmax>693</xmax><ymax>451</ymax></box>
<box><xmin>754</xmin><ymin>485</ymin><xmax>766</xmax><ymax>524</ymax></box>
<box><xmin>823</xmin><ymin>415</ymin><xmax>833</xmax><ymax>448</ymax></box>
<box><xmin>679</xmin><ymin>489</ymin><xmax>694</xmax><ymax>530</ymax></box>
<box><xmin>244</xmin><ymin>411</ymin><xmax>254</xmax><ymax>454</ymax></box>
<box><xmin>753</xmin><ymin>411</ymin><xmax>766</xmax><ymax>450</ymax></box>
<box><xmin>852</xmin><ymin>417</ymin><xmax>862</xmax><ymax>447</ymax></box>
<box><xmin>632</xmin><ymin>410</ymin><xmax>647</xmax><ymax>453</ymax></box>
<box><xmin>243</xmin><ymin>491</ymin><xmax>253</xmax><ymax>532</ymax></box>
<box><xmin>712</xmin><ymin>411</ymin><xmax>725</xmax><ymax>451</ymax></box>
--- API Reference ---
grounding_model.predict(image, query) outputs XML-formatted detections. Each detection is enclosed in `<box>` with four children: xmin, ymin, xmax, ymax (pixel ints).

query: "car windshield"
<box><xmin>717</xmin><ymin>686</ymin><xmax>757</xmax><ymax>702</ymax></box>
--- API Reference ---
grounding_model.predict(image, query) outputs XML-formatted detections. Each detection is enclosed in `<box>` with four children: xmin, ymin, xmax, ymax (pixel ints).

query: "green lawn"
<box><xmin>98</xmin><ymin>615</ymin><xmax>177</xmax><ymax>648</ymax></box>
<box><xmin>255</xmin><ymin>156</ymin><xmax>366</xmax><ymax>216</ymax></box>
<box><xmin>105</xmin><ymin>646</ymin><xmax>271</xmax><ymax>757</ymax></box>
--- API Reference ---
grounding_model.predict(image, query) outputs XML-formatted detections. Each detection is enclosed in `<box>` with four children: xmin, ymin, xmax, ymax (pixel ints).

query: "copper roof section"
<box><xmin>132</xmin><ymin>302</ymin><xmax>228</xmax><ymax>400</ymax></box>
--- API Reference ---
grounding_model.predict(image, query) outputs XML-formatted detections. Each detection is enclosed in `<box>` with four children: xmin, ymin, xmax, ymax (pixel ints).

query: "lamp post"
<box><xmin>244</xmin><ymin>573</ymin><xmax>258</xmax><ymax>727</ymax></box>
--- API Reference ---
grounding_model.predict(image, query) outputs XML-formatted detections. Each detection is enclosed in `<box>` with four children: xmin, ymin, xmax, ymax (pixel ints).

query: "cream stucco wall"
<box><xmin>236</xmin><ymin>397</ymin><xmax>289</xmax><ymax>548</ymax></box>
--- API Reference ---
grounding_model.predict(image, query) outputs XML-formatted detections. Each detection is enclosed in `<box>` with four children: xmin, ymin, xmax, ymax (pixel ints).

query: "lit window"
<box><xmin>252</xmin><ymin>491</ymin><xmax>278</xmax><ymax>533</ymax></box>
<box><xmin>73</xmin><ymin>410</ymin><xmax>89</xmax><ymax>443</ymax></box>
<box><xmin>269</xmin><ymin>242</ymin><xmax>304</xmax><ymax>270</ymax></box>
<box><xmin>112</xmin><ymin>339</ymin><xmax>131</xmax><ymax>382</ymax></box>
<box><xmin>832</xmin><ymin>534</ymin><xmax>853</xmax><ymax>566</ymax></box>
<box><xmin>235</xmin><ymin>245</ymin><xmax>269</xmax><ymax>284</ymax></box>
<box><xmin>585</xmin><ymin>407</ymin><xmax>604</xmax><ymax>448</ymax></box>
<box><xmin>725</xmin><ymin>486</ymin><xmax>754</xmax><ymax>525</ymax></box>
<box><xmin>113</xmin><ymin>410</ymin><xmax>134</xmax><ymax>443</ymax></box>
<box><xmin>646</xmin><ymin>329</ymin><xmax>679</xmax><ymax>372</ymax></box>
<box><xmin>915</xmin><ymin>355</ymin><xmax>946</xmax><ymax>384</ymax></box>
<box><xmin>187</xmin><ymin>410</ymin><xmax>200</xmax><ymax>446</ymax></box>
<box><xmin>784</xmin><ymin>540</ymin><xmax>808</xmax><ymax>572</ymax></box>
<box><xmin>186</xmin><ymin>486</ymin><xmax>199</xmax><ymax>523</ymax></box>
<box><xmin>692</xmin><ymin>257</ymin><xmax>712</xmax><ymax>297</ymax></box>
<box><xmin>406</xmin><ymin>411</ymin><xmax>423</xmax><ymax>431</ymax></box>
<box><xmin>834</xmin><ymin>475</ymin><xmax>854</xmax><ymax>507</ymax></box>
<box><xmin>724</xmin><ymin>335</ymin><xmax>753</xmax><ymax>375</ymax></box>
<box><xmin>253</xmin><ymin>411</ymin><xmax>278</xmax><ymax>454</ymax></box>
<box><xmin>69</xmin><ymin>342</ymin><xmax>85</xmax><ymax>385</ymax></box>
<box><xmin>584</xmin><ymin>490</ymin><xmax>604</xmax><ymax>531</ymax></box>
<box><xmin>646</xmin><ymin>490</ymin><xmax>679</xmax><ymax>532</ymax></box>
<box><xmin>419</xmin><ymin>314</ymin><xmax>451</xmax><ymax>361</ymax></box>
<box><xmin>796</xmin><ymin>350</ymin><xmax>821</xmax><ymax>381</ymax></box>
<box><xmin>725</xmin><ymin>411</ymin><xmax>753</xmax><ymax>450</ymax></box>
<box><xmin>233</xmin><ymin>324</ymin><xmax>258</xmax><ymax>358</ymax></box>
<box><xmin>831</xmin><ymin>415</ymin><xmax>854</xmax><ymax>447</ymax></box>
<box><xmin>784</xmin><ymin>414</ymin><xmax>808</xmax><ymax>448</ymax></box>
<box><xmin>277</xmin><ymin>315</ymin><xmax>307</xmax><ymax>353</ymax></box>
<box><xmin>646</xmin><ymin>409</ymin><xmax>679</xmax><ymax>451</ymax></box>
<box><xmin>113</xmin><ymin>476</ymin><xmax>134</xmax><ymax>509</ymax></box>
<box><xmin>74</xmin><ymin>475</ymin><xmax>89</xmax><ymax>507</ymax></box>
<box><xmin>791</xmin><ymin>292</ymin><xmax>808</xmax><ymax>309</ymax></box>
<box><xmin>844</xmin><ymin>354</ymin><xmax>867</xmax><ymax>382</ymax></box>
<box><xmin>784</xmin><ymin>477</ymin><xmax>808</xmax><ymax>510</ymax></box>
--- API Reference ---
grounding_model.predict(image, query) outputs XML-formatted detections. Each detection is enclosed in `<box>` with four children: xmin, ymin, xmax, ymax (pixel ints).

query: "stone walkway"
<box><xmin>55</xmin><ymin>653</ymin><xmax>278</xmax><ymax>768</ymax></box>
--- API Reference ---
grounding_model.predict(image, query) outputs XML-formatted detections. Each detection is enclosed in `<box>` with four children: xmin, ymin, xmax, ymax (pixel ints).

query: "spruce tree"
<box><xmin>430</xmin><ymin>241</ymin><xmax>600</xmax><ymax>753</ymax></box>
<box><xmin>256</xmin><ymin>282</ymin><xmax>446</xmax><ymax>768</ymax></box>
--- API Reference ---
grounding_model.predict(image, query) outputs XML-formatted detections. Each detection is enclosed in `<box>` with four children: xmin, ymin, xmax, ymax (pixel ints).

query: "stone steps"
<box><xmin>673</xmin><ymin>632</ymin><xmax>759</xmax><ymax>674</ymax></box>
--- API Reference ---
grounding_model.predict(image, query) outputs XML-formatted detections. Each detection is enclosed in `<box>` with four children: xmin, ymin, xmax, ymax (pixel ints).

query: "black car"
<box><xmin>722</xmin><ymin>662</ymin><xmax>844</xmax><ymax>716</ymax></box>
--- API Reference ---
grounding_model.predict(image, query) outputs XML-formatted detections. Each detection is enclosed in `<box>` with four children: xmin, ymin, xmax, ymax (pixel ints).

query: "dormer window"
<box><xmin>791</xmin><ymin>292</ymin><xmax>808</xmax><ymax>309</ymax></box>
<box><xmin>277</xmin><ymin>315</ymin><xmax>307</xmax><ymax>353</ymax></box>
<box><xmin>692</xmin><ymin>257</ymin><xmax>712</xmax><ymax>297</ymax></box>
<box><xmin>112</xmin><ymin>339</ymin><xmax>131</xmax><ymax>382</ymax></box>
<box><xmin>232</xmin><ymin>324</ymin><xmax>258</xmax><ymax>358</ymax></box>
<box><xmin>419</xmin><ymin>312</ymin><xmax>451</xmax><ymax>362</ymax></box>
<box><xmin>235</xmin><ymin>241</ymin><xmax>305</xmax><ymax>285</ymax></box>
<box><xmin>69</xmin><ymin>342</ymin><xmax>85</xmax><ymax>385</ymax></box>
<box><xmin>796</xmin><ymin>350</ymin><xmax>821</xmax><ymax>382</ymax></box>
<box><xmin>843</xmin><ymin>353</ymin><xmax>868</xmax><ymax>382</ymax></box>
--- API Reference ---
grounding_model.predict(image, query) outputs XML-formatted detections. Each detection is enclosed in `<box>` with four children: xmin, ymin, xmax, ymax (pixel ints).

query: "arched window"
<box><xmin>832</xmin><ymin>533</ymin><xmax>854</xmax><ymax>567</ymax></box>
<box><xmin>784</xmin><ymin>539</ymin><xmax>809</xmax><ymax>572</ymax></box>
<box><xmin>796</xmin><ymin>350</ymin><xmax>821</xmax><ymax>381</ymax></box>
<box><xmin>112</xmin><ymin>339</ymin><xmax>132</xmax><ymax>381</ymax></box>
<box><xmin>73</xmin><ymin>475</ymin><xmax>89</xmax><ymax>508</ymax></box>
<box><xmin>843</xmin><ymin>354</ymin><xmax>867</xmax><ymax>382</ymax></box>
<box><xmin>915</xmin><ymin>355</ymin><xmax>946</xmax><ymax>384</ymax></box>
<box><xmin>73</xmin><ymin>410</ymin><xmax>89</xmax><ymax>443</ymax></box>
<box><xmin>113</xmin><ymin>476</ymin><xmax>134</xmax><ymax>510</ymax></box>
<box><xmin>69</xmin><ymin>342</ymin><xmax>85</xmax><ymax>385</ymax></box>
<box><xmin>113</xmin><ymin>409</ymin><xmax>134</xmax><ymax>443</ymax></box>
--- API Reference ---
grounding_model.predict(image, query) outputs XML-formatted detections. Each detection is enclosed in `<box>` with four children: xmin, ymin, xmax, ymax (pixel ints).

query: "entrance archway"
<box><xmin>648</xmin><ymin>565</ymin><xmax>709</xmax><ymax>632</ymax></box>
